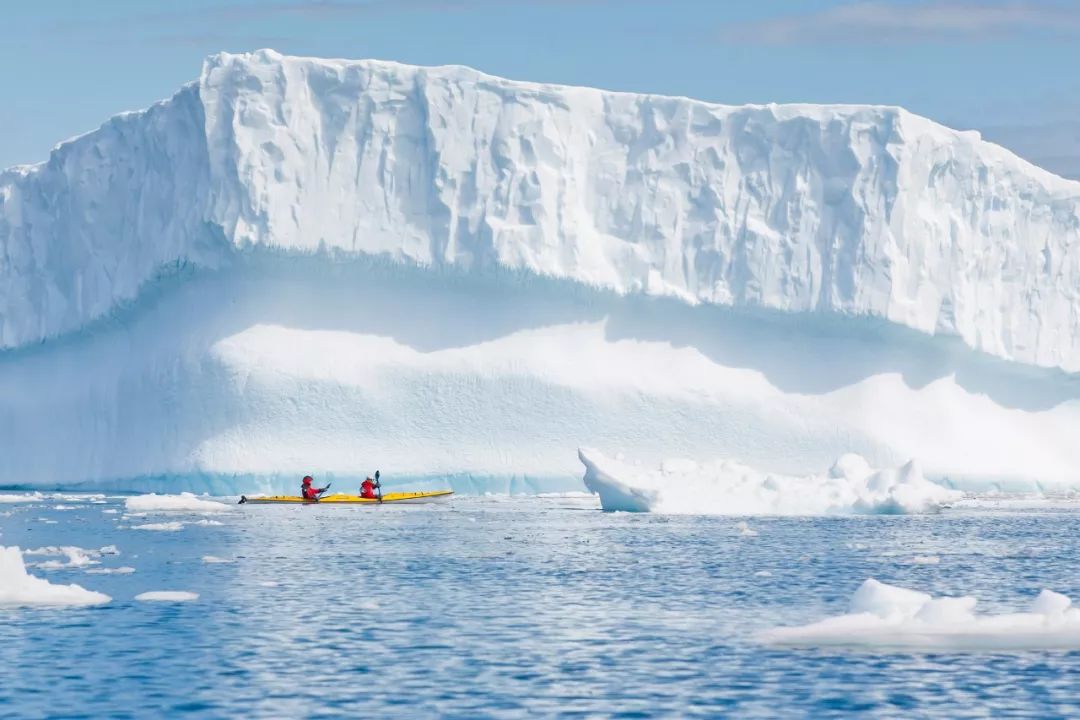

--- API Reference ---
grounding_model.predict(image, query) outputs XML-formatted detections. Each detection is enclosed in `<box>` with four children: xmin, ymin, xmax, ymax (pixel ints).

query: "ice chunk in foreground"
<box><xmin>136</xmin><ymin>591</ymin><xmax>199</xmax><ymax>602</ymax></box>
<box><xmin>579</xmin><ymin>449</ymin><xmax>961</xmax><ymax>515</ymax></box>
<box><xmin>0</xmin><ymin>547</ymin><xmax>110</xmax><ymax>607</ymax></box>
<box><xmin>760</xmin><ymin>579</ymin><xmax>1080</xmax><ymax>651</ymax></box>
<box><xmin>125</xmin><ymin>493</ymin><xmax>230</xmax><ymax>513</ymax></box>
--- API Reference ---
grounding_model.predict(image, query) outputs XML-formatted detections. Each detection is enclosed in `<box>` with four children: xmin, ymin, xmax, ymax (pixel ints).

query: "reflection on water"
<box><xmin>1</xmin><ymin>496</ymin><xmax>1080</xmax><ymax>717</ymax></box>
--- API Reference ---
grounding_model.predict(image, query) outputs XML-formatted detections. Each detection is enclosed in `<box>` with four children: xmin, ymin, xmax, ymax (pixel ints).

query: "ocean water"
<box><xmin>3</xmin><ymin>494</ymin><xmax>1080</xmax><ymax>718</ymax></box>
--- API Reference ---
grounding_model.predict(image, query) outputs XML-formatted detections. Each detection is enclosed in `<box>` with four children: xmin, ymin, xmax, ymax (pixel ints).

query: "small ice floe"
<box><xmin>905</xmin><ymin>555</ymin><xmax>941</xmax><ymax>565</ymax></box>
<box><xmin>579</xmin><ymin>448</ymin><xmax>960</xmax><ymax>515</ymax></box>
<box><xmin>201</xmin><ymin>556</ymin><xmax>231</xmax><ymax>564</ymax></box>
<box><xmin>0</xmin><ymin>493</ymin><xmax>44</xmax><ymax>504</ymax></box>
<box><xmin>49</xmin><ymin>493</ymin><xmax>105</xmax><ymax>503</ymax></box>
<box><xmin>759</xmin><ymin>578</ymin><xmax>1080</xmax><ymax>651</ymax></box>
<box><xmin>192</xmin><ymin>519</ymin><xmax>224</xmax><ymax>526</ymax></box>
<box><xmin>0</xmin><ymin>547</ymin><xmax>110</xmax><ymax>607</ymax></box>
<box><xmin>130</xmin><ymin>522</ymin><xmax>184</xmax><ymax>532</ymax></box>
<box><xmin>24</xmin><ymin>546</ymin><xmax>101</xmax><ymax>570</ymax></box>
<box><xmin>258</xmin><ymin>581</ymin><xmax>279</xmax><ymax>588</ymax></box>
<box><xmin>735</xmin><ymin>521</ymin><xmax>758</xmax><ymax>537</ymax></box>
<box><xmin>754</xmin><ymin>570</ymin><xmax>773</xmax><ymax>577</ymax></box>
<box><xmin>135</xmin><ymin>591</ymin><xmax>199</xmax><ymax>602</ymax></box>
<box><xmin>102</xmin><ymin>509</ymin><xmax>120</xmax><ymax>515</ymax></box>
<box><xmin>85</xmin><ymin>567</ymin><xmax>135</xmax><ymax>575</ymax></box>
<box><xmin>125</xmin><ymin>493</ymin><xmax>231</xmax><ymax>514</ymax></box>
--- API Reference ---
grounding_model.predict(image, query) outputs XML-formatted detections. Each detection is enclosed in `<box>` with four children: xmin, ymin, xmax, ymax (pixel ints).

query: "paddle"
<box><xmin>375</xmin><ymin>470</ymin><xmax>382</xmax><ymax>504</ymax></box>
<box><xmin>314</xmin><ymin>482</ymin><xmax>332</xmax><ymax>501</ymax></box>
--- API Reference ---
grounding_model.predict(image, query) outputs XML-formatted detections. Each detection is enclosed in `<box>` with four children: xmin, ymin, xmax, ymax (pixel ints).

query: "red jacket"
<box><xmin>302</xmin><ymin>485</ymin><xmax>323</xmax><ymax>500</ymax></box>
<box><xmin>360</xmin><ymin>480</ymin><xmax>378</xmax><ymax>499</ymax></box>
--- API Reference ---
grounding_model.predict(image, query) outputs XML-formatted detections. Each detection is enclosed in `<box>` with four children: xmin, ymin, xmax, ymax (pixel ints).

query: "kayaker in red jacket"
<box><xmin>360</xmin><ymin>476</ymin><xmax>380</xmax><ymax>500</ymax></box>
<box><xmin>301</xmin><ymin>476</ymin><xmax>326</xmax><ymax>501</ymax></box>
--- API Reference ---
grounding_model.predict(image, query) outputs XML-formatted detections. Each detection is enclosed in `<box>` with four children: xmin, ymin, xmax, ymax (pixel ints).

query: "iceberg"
<box><xmin>579</xmin><ymin>448</ymin><xmax>961</xmax><ymax>515</ymax></box>
<box><xmin>2</xmin><ymin>51</ymin><xmax>1080</xmax><ymax>492</ymax></box>
<box><xmin>760</xmin><ymin>579</ymin><xmax>1080</xmax><ymax>651</ymax></box>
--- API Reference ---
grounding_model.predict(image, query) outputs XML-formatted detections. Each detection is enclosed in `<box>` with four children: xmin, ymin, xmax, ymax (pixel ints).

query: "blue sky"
<box><xmin>3</xmin><ymin>0</ymin><xmax>1080</xmax><ymax>175</ymax></box>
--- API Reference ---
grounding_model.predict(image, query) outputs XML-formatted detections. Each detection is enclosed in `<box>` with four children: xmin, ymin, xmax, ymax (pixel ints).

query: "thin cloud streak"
<box><xmin>721</xmin><ymin>1</ymin><xmax>1080</xmax><ymax>46</ymax></box>
<box><xmin>68</xmin><ymin>0</ymin><xmax>604</xmax><ymax>29</ymax></box>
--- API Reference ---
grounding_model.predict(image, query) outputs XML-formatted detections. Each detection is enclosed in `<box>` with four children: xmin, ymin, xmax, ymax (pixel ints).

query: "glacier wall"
<box><xmin>3</xmin><ymin>50</ymin><xmax>1080</xmax><ymax>370</ymax></box>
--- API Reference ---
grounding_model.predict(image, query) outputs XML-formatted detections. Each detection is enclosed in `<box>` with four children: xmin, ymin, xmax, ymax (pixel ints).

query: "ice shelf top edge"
<box><xmin>3</xmin><ymin>50</ymin><xmax>1080</xmax><ymax>373</ymax></box>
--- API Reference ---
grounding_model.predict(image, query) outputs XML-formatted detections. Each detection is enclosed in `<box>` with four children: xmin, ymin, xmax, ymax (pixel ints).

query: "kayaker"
<box><xmin>301</xmin><ymin>475</ymin><xmax>326</xmax><ymax>501</ymax></box>
<box><xmin>360</xmin><ymin>476</ymin><xmax>380</xmax><ymax>500</ymax></box>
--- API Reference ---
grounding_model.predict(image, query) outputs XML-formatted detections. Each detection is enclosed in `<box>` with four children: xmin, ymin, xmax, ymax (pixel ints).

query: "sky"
<box><xmin>2</xmin><ymin>0</ymin><xmax>1080</xmax><ymax>176</ymax></box>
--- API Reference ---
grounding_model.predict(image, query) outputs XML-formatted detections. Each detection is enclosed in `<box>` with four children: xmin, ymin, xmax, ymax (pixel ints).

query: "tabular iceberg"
<box><xmin>1</xmin><ymin>50</ymin><xmax>1079</xmax><ymax>492</ymax></box>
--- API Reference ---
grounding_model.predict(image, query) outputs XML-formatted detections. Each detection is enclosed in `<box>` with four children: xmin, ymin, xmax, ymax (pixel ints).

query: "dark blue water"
<box><xmin>2</xmin><ymin>495</ymin><xmax>1080</xmax><ymax>718</ymax></box>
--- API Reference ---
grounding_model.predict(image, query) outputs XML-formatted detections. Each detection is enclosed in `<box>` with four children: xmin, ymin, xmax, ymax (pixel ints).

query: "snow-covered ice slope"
<box><xmin>2</xmin><ymin>50</ymin><xmax>1080</xmax><ymax>491</ymax></box>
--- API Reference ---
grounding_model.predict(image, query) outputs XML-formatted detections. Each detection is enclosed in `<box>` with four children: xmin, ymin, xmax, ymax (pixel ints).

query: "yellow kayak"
<box><xmin>239</xmin><ymin>490</ymin><xmax>453</xmax><ymax>505</ymax></box>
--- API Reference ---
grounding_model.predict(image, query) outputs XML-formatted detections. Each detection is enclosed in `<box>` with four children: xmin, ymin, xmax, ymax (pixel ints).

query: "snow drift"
<box><xmin>578</xmin><ymin>448</ymin><xmax>961</xmax><ymax>514</ymax></box>
<box><xmin>0</xmin><ymin>547</ymin><xmax>110</xmax><ymax>607</ymax></box>
<box><xmin>2</xmin><ymin>50</ymin><xmax>1080</xmax><ymax>491</ymax></box>
<box><xmin>760</xmin><ymin>578</ymin><xmax>1080</xmax><ymax>651</ymax></box>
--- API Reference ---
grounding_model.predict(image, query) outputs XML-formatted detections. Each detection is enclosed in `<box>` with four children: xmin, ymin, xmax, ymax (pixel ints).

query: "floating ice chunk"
<box><xmin>848</xmin><ymin>578</ymin><xmax>932</xmax><ymax>617</ymax></box>
<box><xmin>35</xmin><ymin>548</ymin><xmax>100</xmax><ymax>570</ymax></box>
<box><xmin>754</xmin><ymin>571</ymin><xmax>773</xmax><ymax>577</ymax></box>
<box><xmin>0</xmin><ymin>547</ymin><xmax>110</xmax><ymax>607</ymax></box>
<box><xmin>0</xmin><ymin>493</ymin><xmax>43</xmax><ymax>503</ymax></box>
<box><xmin>735</xmin><ymin>521</ymin><xmax>758</xmax><ymax>537</ymax></box>
<box><xmin>192</xmin><ymin>520</ymin><xmax>224</xmax><ymax>526</ymax></box>
<box><xmin>85</xmin><ymin>567</ymin><xmax>136</xmax><ymax>575</ymax></box>
<box><xmin>1030</xmin><ymin>589</ymin><xmax>1072</xmax><ymax>615</ymax></box>
<box><xmin>579</xmin><ymin>448</ymin><xmax>962</xmax><ymax>515</ymax></box>
<box><xmin>50</xmin><ymin>493</ymin><xmax>105</xmax><ymax>503</ymax></box>
<box><xmin>125</xmin><ymin>493</ymin><xmax>230</xmax><ymax>514</ymax></box>
<box><xmin>135</xmin><ymin>591</ymin><xmax>199</xmax><ymax>602</ymax></box>
<box><xmin>24</xmin><ymin>545</ymin><xmax>121</xmax><ymax>570</ymax></box>
<box><xmin>131</xmin><ymin>522</ymin><xmax>184</xmax><ymax>532</ymax></box>
<box><xmin>906</xmin><ymin>555</ymin><xmax>941</xmax><ymax>565</ymax></box>
<box><xmin>201</xmin><ymin>556</ymin><xmax>231</xmax><ymax>564</ymax></box>
<box><xmin>760</xmin><ymin>578</ymin><xmax>1080</xmax><ymax>650</ymax></box>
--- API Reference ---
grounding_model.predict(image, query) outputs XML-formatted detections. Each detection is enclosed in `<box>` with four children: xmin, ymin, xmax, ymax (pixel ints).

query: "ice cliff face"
<box><xmin>3</xmin><ymin>49</ymin><xmax>1080</xmax><ymax>369</ymax></box>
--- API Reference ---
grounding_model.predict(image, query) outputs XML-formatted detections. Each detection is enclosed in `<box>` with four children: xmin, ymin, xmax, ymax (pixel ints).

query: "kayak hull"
<box><xmin>239</xmin><ymin>490</ymin><xmax>453</xmax><ymax>505</ymax></box>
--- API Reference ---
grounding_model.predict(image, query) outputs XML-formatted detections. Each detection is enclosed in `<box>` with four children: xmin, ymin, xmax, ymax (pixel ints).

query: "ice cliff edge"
<box><xmin>3</xmin><ymin>49</ymin><xmax>1080</xmax><ymax>369</ymax></box>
